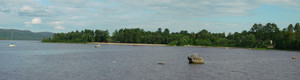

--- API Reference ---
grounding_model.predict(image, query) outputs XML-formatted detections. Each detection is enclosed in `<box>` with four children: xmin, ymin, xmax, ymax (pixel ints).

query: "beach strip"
<box><xmin>87</xmin><ymin>42</ymin><xmax>166</xmax><ymax>46</ymax></box>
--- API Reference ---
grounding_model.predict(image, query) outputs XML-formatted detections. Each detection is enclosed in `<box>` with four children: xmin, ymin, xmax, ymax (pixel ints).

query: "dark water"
<box><xmin>0</xmin><ymin>40</ymin><xmax>299</xmax><ymax>80</ymax></box>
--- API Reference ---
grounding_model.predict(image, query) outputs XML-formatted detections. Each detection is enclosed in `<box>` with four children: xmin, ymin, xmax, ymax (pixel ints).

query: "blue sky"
<box><xmin>0</xmin><ymin>0</ymin><xmax>299</xmax><ymax>34</ymax></box>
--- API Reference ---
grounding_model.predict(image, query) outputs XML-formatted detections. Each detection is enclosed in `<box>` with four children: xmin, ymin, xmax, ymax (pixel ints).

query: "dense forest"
<box><xmin>42</xmin><ymin>30</ymin><xmax>109</xmax><ymax>42</ymax></box>
<box><xmin>42</xmin><ymin>23</ymin><xmax>300</xmax><ymax>50</ymax></box>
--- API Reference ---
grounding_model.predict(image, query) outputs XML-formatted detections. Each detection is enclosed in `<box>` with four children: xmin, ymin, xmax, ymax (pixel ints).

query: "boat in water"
<box><xmin>95</xmin><ymin>44</ymin><xmax>101</xmax><ymax>48</ymax></box>
<box><xmin>9</xmin><ymin>32</ymin><xmax>16</xmax><ymax>47</ymax></box>
<box><xmin>9</xmin><ymin>43</ymin><xmax>16</xmax><ymax>47</ymax></box>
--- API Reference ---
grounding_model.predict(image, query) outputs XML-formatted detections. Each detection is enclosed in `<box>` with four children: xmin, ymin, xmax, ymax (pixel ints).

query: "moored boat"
<box><xmin>95</xmin><ymin>44</ymin><xmax>101</xmax><ymax>48</ymax></box>
<box><xmin>9</xmin><ymin>32</ymin><xmax>16</xmax><ymax>47</ymax></box>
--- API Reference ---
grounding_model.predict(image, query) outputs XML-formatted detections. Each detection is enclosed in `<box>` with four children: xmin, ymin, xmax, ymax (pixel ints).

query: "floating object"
<box><xmin>292</xmin><ymin>56</ymin><xmax>296</xmax><ymax>59</ymax></box>
<box><xmin>9</xmin><ymin>43</ymin><xmax>15</xmax><ymax>47</ymax></box>
<box><xmin>188</xmin><ymin>53</ymin><xmax>205</xmax><ymax>64</ymax></box>
<box><xmin>95</xmin><ymin>44</ymin><xmax>101</xmax><ymax>48</ymax></box>
<box><xmin>158</xmin><ymin>62</ymin><xmax>165</xmax><ymax>65</ymax></box>
<box><xmin>9</xmin><ymin>32</ymin><xmax>16</xmax><ymax>47</ymax></box>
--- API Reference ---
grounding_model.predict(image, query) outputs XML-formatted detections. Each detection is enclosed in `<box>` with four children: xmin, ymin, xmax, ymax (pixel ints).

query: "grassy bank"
<box><xmin>253</xmin><ymin>48</ymin><xmax>278</xmax><ymax>50</ymax></box>
<box><xmin>253</xmin><ymin>48</ymin><xmax>300</xmax><ymax>51</ymax></box>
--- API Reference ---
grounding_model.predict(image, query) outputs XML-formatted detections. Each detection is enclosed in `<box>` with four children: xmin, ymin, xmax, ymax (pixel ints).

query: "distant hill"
<box><xmin>0</xmin><ymin>29</ymin><xmax>53</xmax><ymax>40</ymax></box>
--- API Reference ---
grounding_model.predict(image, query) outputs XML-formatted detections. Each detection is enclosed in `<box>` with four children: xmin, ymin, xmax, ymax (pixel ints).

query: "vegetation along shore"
<box><xmin>42</xmin><ymin>23</ymin><xmax>300</xmax><ymax>50</ymax></box>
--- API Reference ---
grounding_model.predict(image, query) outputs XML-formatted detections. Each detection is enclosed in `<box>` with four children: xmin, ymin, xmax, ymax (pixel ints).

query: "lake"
<box><xmin>0</xmin><ymin>40</ymin><xmax>299</xmax><ymax>80</ymax></box>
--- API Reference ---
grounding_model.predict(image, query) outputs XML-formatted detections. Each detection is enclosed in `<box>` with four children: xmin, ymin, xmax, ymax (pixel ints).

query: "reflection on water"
<box><xmin>0</xmin><ymin>40</ymin><xmax>299</xmax><ymax>80</ymax></box>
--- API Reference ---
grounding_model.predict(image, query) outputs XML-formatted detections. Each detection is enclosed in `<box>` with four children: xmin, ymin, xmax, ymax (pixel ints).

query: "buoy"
<box><xmin>292</xmin><ymin>56</ymin><xmax>296</xmax><ymax>59</ymax></box>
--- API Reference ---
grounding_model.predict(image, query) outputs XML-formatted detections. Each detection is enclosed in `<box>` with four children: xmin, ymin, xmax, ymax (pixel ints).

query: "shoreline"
<box><xmin>42</xmin><ymin>41</ymin><xmax>298</xmax><ymax>51</ymax></box>
<box><xmin>87</xmin><ymin>42</ymin><xmax>248</xmax><ymax>49</ymax></box>
<box><xmin>87</xmin><ymin>42</ymin><xmax>167</xmax><ymax>46</ymax></box>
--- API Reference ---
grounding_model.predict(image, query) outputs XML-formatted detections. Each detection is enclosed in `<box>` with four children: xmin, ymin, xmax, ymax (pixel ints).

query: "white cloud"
<box><xmin>18</xmin><ymin>5</ymin><xmax>50</xmax><ymax>16</ymax></box>
<box><xmin>24</xmin><ymin>21</ymin><xmax>32</xmax><ymax>27</ymax></box>
<box><xmin>54</xmin><ymin>25</ymin><xmax>65</xmax><ymax>29</ymax></box>
<box><xmin>24</xmin><ymin>17</ymin><xmax>42</xmax><ymax>27</ymax></box>
<box><xmin>19</xmin><ymin>5</ymin><xmax>34</xmax><ymax>11</ymax></box>
<box><xmin>71</xmin><ymin>16</ymin><xmax>79</xmax><ymax>19</ymax></box>
<box><xmin>47</xmin><ymin>21</ymin><xmax>65</xmax><ymax>30</ymax></box>
<box><xmin>31</xmin><ymin>17</ymin><xmax>42</xmax><ymax>24</ymax></box>
<box><xmin>48</xmin><ymin>21</ymin><xmax>62</xmax><ymax>25</ymax></box>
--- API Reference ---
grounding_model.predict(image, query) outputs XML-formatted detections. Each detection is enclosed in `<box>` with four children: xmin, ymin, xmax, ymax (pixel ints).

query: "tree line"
<box><xmin>42</xmin><ymin>29</ymin><xmax>109</xmax><ymax>43</ymax></box>
<box><xmin>42</xmin><ymin>23</ymin><xmax>300</xmax><ymax>50</ymax></box>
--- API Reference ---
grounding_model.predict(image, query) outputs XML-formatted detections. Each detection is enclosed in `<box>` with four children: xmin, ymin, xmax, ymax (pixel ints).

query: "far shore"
<box><xmin>41</xmin><ymin>41</ymin><xmax>296</xmax><ymax>51</ymax></box>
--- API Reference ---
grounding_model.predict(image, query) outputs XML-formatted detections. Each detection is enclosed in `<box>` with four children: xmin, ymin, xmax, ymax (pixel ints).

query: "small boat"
<box><xmin>9</xmin><ymin>43</ymin><xmax>15</xmax><ymax>47</ymax></box>
<box><xmin>95</xmin><ymin>44</ymin><xmax>101</xmax><ymax>48</ymax></box>
<box><xmin>9</xmin><ymin>32</ymin><xmax>16</xmax><ymax>47</ymax></box>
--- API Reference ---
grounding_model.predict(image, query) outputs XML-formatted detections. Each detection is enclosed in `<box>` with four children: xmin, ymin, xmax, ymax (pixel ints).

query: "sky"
<box><xmin>0</xmin><ymin>0</ymin><xmax>300</xmax><ymax>34</ymax></box>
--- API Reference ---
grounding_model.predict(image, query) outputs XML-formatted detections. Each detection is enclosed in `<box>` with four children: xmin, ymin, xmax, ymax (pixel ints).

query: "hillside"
<box><xmin>0</xmin><ymin>29</ymin><xmax>53</xmax><ymax>40</ymax></box>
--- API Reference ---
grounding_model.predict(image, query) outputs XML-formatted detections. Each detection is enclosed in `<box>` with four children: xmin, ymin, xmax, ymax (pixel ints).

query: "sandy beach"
<box><xmin>87</xmin><ymin>42</ymin><xmax>248</xmax><ymax>49</ymax></box>
<box><xmin>87</xmin><ymin>42</ymin><xmax>167</xmax><ymax>46</ymax></box>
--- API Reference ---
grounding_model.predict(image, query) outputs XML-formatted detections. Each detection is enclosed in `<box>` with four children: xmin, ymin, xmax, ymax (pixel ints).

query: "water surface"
<box><xmin>0</xmin><ymin>40</ymin><xmax>299</xmax><ymax>80</ymax></box>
